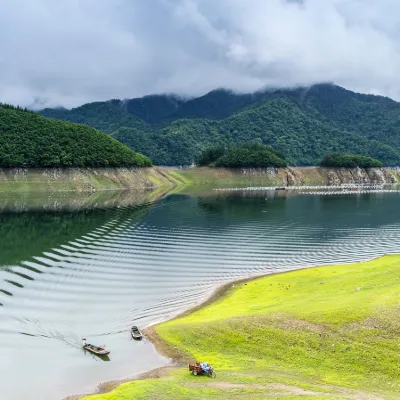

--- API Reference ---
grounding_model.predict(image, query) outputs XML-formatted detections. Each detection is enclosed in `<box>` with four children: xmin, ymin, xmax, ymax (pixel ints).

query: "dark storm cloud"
<box><xmin>1</xmin><ymin>0</ymin><xmax>400</xmax><ymax>108</ymax></box>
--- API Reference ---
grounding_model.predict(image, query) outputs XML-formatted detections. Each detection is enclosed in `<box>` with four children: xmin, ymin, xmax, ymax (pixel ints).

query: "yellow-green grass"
<box><xmin>82</xmin><ymin>368</ymin><xmax>346</xmax><ymax>400</ymax></box>
<box><xmin>163</xmin><ymin>167</ymin><xmax>284</xmax><ymax>187</ymax></box>
<box><xmin>387</xmin><ymin>169</ymin><xmax>400</xmax><ymax>183</ymax></box>
<box><xmin>0</xmin><ymin>167</ymin><xmax>178</xmax><ymax>192</ymax></box>
<box><xmin>83</xmin><ymin>255</ymin><xmax>400</xmax><ymax>399</ymax></box>
<box><xmin>161</xmin><ymin>166</ymin><xmax>399</xmax><ymax>188</ymax></box>
<box><xmin>1</xmin><ymin>166</ymin><xmax>397</xmax><ymax>193</ymax></box>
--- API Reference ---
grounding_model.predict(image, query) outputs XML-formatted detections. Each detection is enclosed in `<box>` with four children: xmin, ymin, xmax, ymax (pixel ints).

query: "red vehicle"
<box><xmin>189</xmin><ymin>362</ymin><xmax>216</xmax><ymax>377</ymax></box>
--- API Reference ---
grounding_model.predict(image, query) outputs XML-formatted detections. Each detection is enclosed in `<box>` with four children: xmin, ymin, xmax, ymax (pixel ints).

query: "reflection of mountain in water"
<box><xmin>146</xmin><ymin>191</ymin><xmax>400</xmax><ymax>239</ymax></box>
<box><xmin>0</xmin><ymin>188</ymin><xmax>169</xmax><ymax>213</ymax></box>
<box><xmin>0</xmin><ymin>198</ymin><xmax>156</xmax><ymax>267</ymax></box>
<box><xmin>0</xmin><ymin>190</ymin><xmax>400</xmax><ymax>400</ymax></box>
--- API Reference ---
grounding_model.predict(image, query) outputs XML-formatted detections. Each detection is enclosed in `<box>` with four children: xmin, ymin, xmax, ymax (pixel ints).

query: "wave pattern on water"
<box><xmin>0</xmin><ymin>192</ymin><xmax>400</xmax><ymax>399</ymax></box>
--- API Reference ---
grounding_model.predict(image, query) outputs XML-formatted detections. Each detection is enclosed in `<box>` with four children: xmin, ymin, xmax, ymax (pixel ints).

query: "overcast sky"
<box><xmin>1</xmin><ymin>0</ymin><xmax>400</xmax><ymax>108</ymax></box>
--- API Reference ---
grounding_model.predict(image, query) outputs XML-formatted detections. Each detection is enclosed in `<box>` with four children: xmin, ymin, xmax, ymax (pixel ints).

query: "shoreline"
<box><xmin>0</xmin><ymin>167</ymin><xmax>181</xmax><ymax>193</ymax></box>
<box><xmin>0</xmin><ymin>166</ymin><xmax>398</xmax><ymax>193</ymax></box>
<box><xmin>63</xmin><ymin>254</ymin><xmax>386</xmax><ymax>400</ymax></box>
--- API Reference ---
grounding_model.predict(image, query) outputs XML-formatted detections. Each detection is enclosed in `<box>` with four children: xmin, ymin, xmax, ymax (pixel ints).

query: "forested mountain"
<box><xmin>40</xmin><ymin>84</ymin><xmax>400</xmax><ymax>166</ymax></box>
<box><xmin>0</xmin><ymin>104</ymin><xmax>151</xmax><ymax>167</ymax></box>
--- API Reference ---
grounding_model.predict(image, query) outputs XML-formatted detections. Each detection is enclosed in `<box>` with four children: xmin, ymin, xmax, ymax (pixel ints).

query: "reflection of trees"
<box><xmin>0</xmin><ymin>201</ymin><xmax>154</xmax><ymax>267</ymax></box>
<box><xmin>144</xmin><ymin>192</ymin><xmax>400</xmax><ymax>244</ymax></box>
<box><xmin>0</xmin><ymin>188</ymin><xmax>169</xmax><ymax>213</ymax></box>
<box><xmin>197</xmin><ymin>199</ymin><xmax>225</xmax><ymax>214</ymax></box>
<box><xmin>296</xmin><ymin>194</ymin><xmax>393</xmax><ymax>228</ymax></box>
<box><xmin>196</xmin><ymin>191</ymin><xmax>287</xmax><ymax>220</ymax></box>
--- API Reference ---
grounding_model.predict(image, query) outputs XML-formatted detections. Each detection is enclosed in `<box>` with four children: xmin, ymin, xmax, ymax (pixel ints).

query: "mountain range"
<box><xmin>40</xmin><ymin>84</ymin><xmax>400</xmax><ymax>166</ymax></box>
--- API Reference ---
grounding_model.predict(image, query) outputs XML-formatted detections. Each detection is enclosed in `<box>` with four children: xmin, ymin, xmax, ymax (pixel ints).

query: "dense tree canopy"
<box><xmin>40</xmin><ymin>84</ymin><xmax>400</xmax><ymax>166</ymax></box>
<box><xmin>198</xmin><ymin>145</ymin><xmax>226</xmax><ymax>166</ymax></box>
<box><xmin>199</xmin><ymin>143</ymin><xmax>287</xmax><ymax>168</ymax></box>
<box><xmin>0</xmin><ymin>104</ymin><xmax>151</xmax><ymax>168</ymax></box>
<box><xmin>320</xmin><ymin>154</ymin><xmax>382</xmax><ymax>168</ymax></box>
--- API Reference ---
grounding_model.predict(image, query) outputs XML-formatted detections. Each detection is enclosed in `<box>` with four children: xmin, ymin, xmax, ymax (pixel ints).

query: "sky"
<box><xmin>1</xmin><ymin>0</ymin><xmax>400</xmax><ymax>108</ymax></box>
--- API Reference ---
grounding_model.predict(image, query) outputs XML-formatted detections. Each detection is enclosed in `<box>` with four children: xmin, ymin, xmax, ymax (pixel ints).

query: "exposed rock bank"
<box><xmin>0</xmin><ymin>167</ymin><xmax>179</xmax><ymax>192</ymax></box>
<box><xmin>0</xmin><ymin>166</ymin><xmax>397</xmax><ymax>193</ymax></box>
<box><xmin>282</xmin><ymin>167</ymin><xmax>398</xmax><ymax>186</ymax></box>
<box><xmin>173</xmin><ymin>166</ymin><xmax>399</xmax><ymax>187</ymax></box>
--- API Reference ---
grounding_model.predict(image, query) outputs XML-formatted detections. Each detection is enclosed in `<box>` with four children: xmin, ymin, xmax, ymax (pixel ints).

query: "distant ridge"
<box><xmin>40</xmin><ymin>84</ymin><xmax>400</xmax><ymax>166</ymax></box>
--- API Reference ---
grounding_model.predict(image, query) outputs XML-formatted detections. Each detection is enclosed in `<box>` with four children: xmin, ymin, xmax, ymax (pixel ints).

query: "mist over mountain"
<box><xmin>40</xmin><ymin>83</ymin><xmax>400</xmax><ymax>166</ymax></box>
<box><xmin>4</xmin><ymin>1</ymin><xmax>400</xmax><ymax>108</ymax></box>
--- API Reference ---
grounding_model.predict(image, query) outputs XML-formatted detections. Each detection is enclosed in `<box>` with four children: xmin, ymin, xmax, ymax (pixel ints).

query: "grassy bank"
<box><xmin>0</xmin><ymin>167</ymin><xmax>397</xmax><ymax>193</ymax></box>
<box><xmin>0</xmin><ymin>167</ymin><xmax>179</xmax><ymax>192</ymax></box>
<box><xmin>82</xmin><ymin>255</ymin><xmax>400</xmax><ymax>400</ymax></box>
<box><xmin>164</xmin><ymin>166</ymin><xmax>399</xmax><ymax>187</ymax></box>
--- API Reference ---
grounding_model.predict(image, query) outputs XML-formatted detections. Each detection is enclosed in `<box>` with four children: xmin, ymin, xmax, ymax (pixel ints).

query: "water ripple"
<box><xmin>1</xmin><ymin>191</ymin><xmax>400</xmax><ymax>399</ymax></box>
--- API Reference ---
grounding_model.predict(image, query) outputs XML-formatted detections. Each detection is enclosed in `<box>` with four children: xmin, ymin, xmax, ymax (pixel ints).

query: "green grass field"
<box><xmin>163</xmin><ymin>167</ymin><xmax>285</xmax><ymax>187</ymax></box>
<box><xmin>82</xmin><ymin>255</ymin><xmax>400</xmax><ymax>400</ymax></box>
<box><xmin>161</xmin><ymin>166</ymin><xmax>400</xmax><ymax>188</ymax></box>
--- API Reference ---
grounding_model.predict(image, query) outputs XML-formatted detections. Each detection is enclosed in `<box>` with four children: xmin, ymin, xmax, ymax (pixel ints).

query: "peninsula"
<box><xmin>80</xmin><ymin>255</ymin><xmax>400</xmax><ymax>400</ymax></box>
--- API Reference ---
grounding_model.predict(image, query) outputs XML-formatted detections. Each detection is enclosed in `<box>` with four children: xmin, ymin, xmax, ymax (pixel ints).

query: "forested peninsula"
<box><xmin>41</xmin><ymin>83</ymin><xmax>400</xmax><ymax>166</ymax></box>
<box><xmin>0</xmin><ymin>104</ymin><xmax>151</xmax><ymax>168</ymax></box>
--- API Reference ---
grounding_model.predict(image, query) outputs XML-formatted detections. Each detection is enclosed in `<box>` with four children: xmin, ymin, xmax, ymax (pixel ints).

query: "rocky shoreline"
<box><xmin>0</xmin><ymin>166</ymin><xmax>397</xmax><ymax>193</ymax></box>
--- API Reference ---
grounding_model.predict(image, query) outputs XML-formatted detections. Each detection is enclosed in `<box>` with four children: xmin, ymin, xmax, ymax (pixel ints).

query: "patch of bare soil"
<box><xmin>187</xmin><ymin>380</ymin><xmax>389</xmax><ymax>400</ymax></box>
<box><xmin>345</xmin><ymin>306</ymin><xmax>400</xmax><ymax>336</ymax></box>
<box><xmin>267</xmin><ymin>382</ymin><xmax>326</xmax><ymax>396</ymax></box>
<box><xmin>194</xmin><ymin>380</ymin><xmax>324</xmax><ymax>395</ymax></box>
<box><xmin>271</xmin><ymin>383</ymin><xmax>386</xmax><ymax>399</ymax></box>
<box><xmin>323</xmin><ymin>387</ymin><xmax>386</xmax><ymax>400</ymax></box>
<box><xmin>242</xmin><ymin>314</ymin><xmax>329</xmax><ymax>333</ymax></box>
<box><xmin>143</xmin><ymin>326</ymin><xmax>192</xmax><ymax>363</ymax></box>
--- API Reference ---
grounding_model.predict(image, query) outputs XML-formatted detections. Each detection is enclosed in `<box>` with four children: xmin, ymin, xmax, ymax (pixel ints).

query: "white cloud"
<box><xmin>1</xmin><ymin>0</ymin><xmax>400</xmax><ymax>107</ymax></box>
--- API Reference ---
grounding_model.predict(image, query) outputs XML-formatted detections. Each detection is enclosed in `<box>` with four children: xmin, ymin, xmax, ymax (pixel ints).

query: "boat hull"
<box><xmin>83</xmin><ymin>344</ymin><xmax>110</xmax><ymax>355</ymax></box>
<box><xmin>131</xmin><ymin>326</ymin><xmax>143</xmax><ymax>340</ymax></box>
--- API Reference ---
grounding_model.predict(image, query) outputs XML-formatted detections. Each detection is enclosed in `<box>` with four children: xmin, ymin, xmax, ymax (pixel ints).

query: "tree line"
<box><xmin>40</xmin><ymin>84</ymin><xmax>400</xmax><ymax>166</ymax></box>
<box><xmin>199</xmin><ymin>143</ymin><xmax>287</xmax><ymax>168</ymax></box>
<box><xmin>199</xmin><ymin>144</ymin><xmax>383</xmax><ymax>169</ymax></box>
<box><xmin>320</xmin><ymin>154</ymin><xmax>382</xmax><ymax>168</ymax></box>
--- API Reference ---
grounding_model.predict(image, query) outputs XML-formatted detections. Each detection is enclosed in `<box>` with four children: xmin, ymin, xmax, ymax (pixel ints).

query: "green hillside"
<box><xmin>40</xmin><ymin>84</ymin><xmax>400</xmax><ymax>166</ymax></box>
<box><xmin>0</xmin><ymin>104</ymin><xmax>151</xmax><ymax>167</ymax></box>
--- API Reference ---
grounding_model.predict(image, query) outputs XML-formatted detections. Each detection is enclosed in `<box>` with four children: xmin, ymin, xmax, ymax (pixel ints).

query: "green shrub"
<box><xmin>198</xmin><ymin>142</ymin><xmax>287</xmax><ymax>168</ymax></box>
<box><xmin>320</xmin><ymin>153</ymin><xmax>382</xmax><ymax>168</ymax></box>
<box><xmin>198</xmin><ymin>145</ymin><xmax>226</xmax><ymax>166</ymax></box>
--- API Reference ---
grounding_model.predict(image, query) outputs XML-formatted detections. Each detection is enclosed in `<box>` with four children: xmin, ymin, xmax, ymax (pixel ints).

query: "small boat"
<box><xmin>82</xmin><ymin>338</ymin><xmax>110</xmax><ymax>355</ymax></box>
<box><xmin>131</xmin><ymin>326</ymin><xmax>143</xmax><ymax>340</ymax></box>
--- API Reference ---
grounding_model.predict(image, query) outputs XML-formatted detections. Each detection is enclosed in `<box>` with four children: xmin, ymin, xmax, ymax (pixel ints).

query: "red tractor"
<box><xmin>189</xmin><ymin>362</ymin><xmax>216</xmax><ymax>377</ymax></box>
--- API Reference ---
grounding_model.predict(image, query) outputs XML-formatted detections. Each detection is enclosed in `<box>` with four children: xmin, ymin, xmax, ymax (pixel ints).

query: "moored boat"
<box><xmin>82</xmin><ymin>338</ymin><xmax>110</xmax><ymax>355</ymax></box>
<box><xmin>131</xmin><ymin>325</ymin><xmax>143</xmax><ymax>340</ymax></box>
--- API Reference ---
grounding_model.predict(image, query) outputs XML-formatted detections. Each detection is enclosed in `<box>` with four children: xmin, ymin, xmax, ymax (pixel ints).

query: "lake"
<box><xmin>1</xmin><ymin>188</ymin><xmax>400</xmax><ymax>399</ymax></box>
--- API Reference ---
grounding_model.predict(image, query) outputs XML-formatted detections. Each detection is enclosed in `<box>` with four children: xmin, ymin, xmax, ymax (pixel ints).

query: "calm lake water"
<box><xmin>1</xmin><ymin>189</ymin><xmax>400</xmax><ymax>399</ymax></box>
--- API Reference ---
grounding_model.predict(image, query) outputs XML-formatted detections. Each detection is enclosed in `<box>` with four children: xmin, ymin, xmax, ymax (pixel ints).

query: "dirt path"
<box><xmin>63</xmin><ymin>365</ymin><xmax>397</xmax><ymax>400</ymax></box>
<box><xmin>186</xmin><ymin>380</ymin><xmax>389</xmax><ymax>400</ymax></box>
